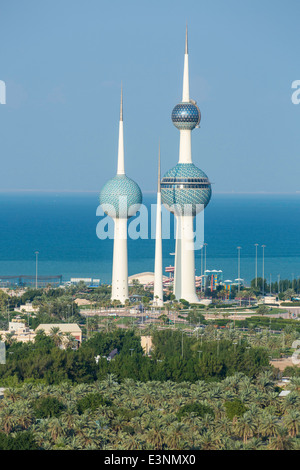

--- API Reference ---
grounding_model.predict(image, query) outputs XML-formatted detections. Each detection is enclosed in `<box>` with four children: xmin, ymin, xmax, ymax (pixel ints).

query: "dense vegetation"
<box><xmin>0</xmin><ymin>372</ymin><xmax>300</xmax><ymax>450</ymax></box>
<box><xmin>0</xmin><ymin>329</ymin><xmax>270</xmax><ymax>386</ymax></box>
<box><xmin>0</xmin><ymin>279</ymin><xmax>300</xmax><ymax>450</ymax></box>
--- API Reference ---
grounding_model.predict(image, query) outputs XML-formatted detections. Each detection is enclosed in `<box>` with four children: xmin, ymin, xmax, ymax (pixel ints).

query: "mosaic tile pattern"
<box><xmin>161</xmin><ymin>163</ymin><xmax>211</xmax><ymax>215</ymax></box>
<box><xmin>171</xmin><ymin>102</ymin><xmax>201</xmax><ymax>130</ymax></box>
<box><xmin>100</xmin><ymin>174</ymin><xmax>142</xmax><ymax>219</ymax></box>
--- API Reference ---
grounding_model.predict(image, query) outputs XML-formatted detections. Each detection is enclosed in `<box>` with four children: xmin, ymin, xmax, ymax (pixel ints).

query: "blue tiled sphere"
<box><xmin>100</xmin><ymin>174</ymin><xmax>142</xmax><ymax>219</ymax></box>
<box><xmin>161</xmin><ymin>163</ymin><xmax>211</xmax><ymax>216</ymax></box>
<box><xmin>171</xmin><ymin>102</ymin><xmax>201</xmax><ymax>130</ymax></box>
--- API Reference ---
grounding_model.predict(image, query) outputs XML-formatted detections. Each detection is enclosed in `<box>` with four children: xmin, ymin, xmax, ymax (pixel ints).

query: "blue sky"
<box><xmin>0</xmin><ymin>0</ymin><xmax>299</xmax><ymax>194</ymax></box>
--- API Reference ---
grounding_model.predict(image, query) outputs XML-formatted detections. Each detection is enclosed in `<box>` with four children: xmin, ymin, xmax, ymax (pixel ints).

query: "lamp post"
<box><xmin>201</xmin><ymin>245</ymin><xmax>203</xmax><ymax>292</ymax></box>
<box><xmin>204</xmin><ymin>243</ymin><xmax>207</xmax><ymax>291</ymax></box>
<box><xmin>237</xmin><ymin>247</ymin><xmax>241</xmax><ymax>293</ymax></box>
<box><xmin>262</xmin><ymin>245</ymin><xmax>266</xmax><ymax>296</ymax></box>
<box><xmin>217</xmin><ymin>337</ymin><xmax>221</xmax><ymax>356</ymax></box>
<box><xmin>254</xmin><ymin>244</ymin><xmax>259</xmax><ymax>287</ymax></box>
<box><xmin>35</xmin><ymin>251</ymin><xmax>39</xmax><ymax>290</ymax></box>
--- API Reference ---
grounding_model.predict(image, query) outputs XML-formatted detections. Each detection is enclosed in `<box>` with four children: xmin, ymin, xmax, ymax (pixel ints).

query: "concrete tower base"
<box><xmin>111</xmin><ymin>217</ymin><xmax>129</xmax><ymax>304</ymax></box>
<box><xmin>174</xmin><ymin>215</ymin><xmax>199</xmax><ymax>304</ymax></box>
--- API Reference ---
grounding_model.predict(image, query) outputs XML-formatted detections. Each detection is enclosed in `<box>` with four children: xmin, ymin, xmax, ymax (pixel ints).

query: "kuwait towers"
<box><xmin>160</xmin><ymin>28</ymin><xmax>211</xmax><ymax>303</ymax></box>
<box><xmin>100</xmin><ymin>88</ymin><xmax>142</xmax><ymax>304</ymax></box>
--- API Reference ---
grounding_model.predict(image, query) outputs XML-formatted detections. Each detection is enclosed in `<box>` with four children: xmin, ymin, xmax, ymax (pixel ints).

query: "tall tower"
<box><xmin>161</xmin><ymin>28</ymin><xmax>211</xmax><ymax>303</ymax></box>
<box><xmin>153</xmin><ymin>143</ymin><xmax>164</xmax><ymax>307</ymax></box>
<box><xmin>100</xmin><ymin>87</ymin><xmax>142</xmax><ymax>304</ymax></box>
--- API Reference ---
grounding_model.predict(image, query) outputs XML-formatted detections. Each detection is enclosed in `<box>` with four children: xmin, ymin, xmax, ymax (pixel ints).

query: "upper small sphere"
<box><xmin>171</xmin><ymin>102</ymin><xmax>201</xmax><ymax>130</ymax></box>
<box><xmin>100</xmin><ymin>174</ymin><xmax>142</xmax><ymax>219</ymax></box>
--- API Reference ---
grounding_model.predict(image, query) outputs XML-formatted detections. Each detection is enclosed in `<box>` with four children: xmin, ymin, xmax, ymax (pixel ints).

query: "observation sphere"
<box><xmin>100</xmin><ymin>174</ymin><xmax>142</xmax><ymax>219</ymax></box>
<box><xmin>171</xmin><ymin>102</ymin><xmax>201</xmax><ymax>130</ymax></box>
<box><xmin>161</xmin><ymin>163</ymin><xmax>211</xmax><ymax>216</ymax></box>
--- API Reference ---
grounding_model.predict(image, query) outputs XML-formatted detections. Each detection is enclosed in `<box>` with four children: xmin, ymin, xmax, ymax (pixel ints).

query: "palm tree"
<box><xmin>283</xmin><ymin>410</ymin><xmax>300</xmax><ymax>438</ymax></box>
<box><xmin>146</xmin><ymin>422</ymin><xmax>166</xmax><ymax>450</ymax></box>
<box><xmin>4</xmin><ymin>388</ymin><xmax>21</xmax><ymax>403</ymax></box>
<box><xmin>0</xmin><ymin>407</ymin><xmax>16</xmax><ymax>434</ymax></box>
<box><xmin>214</xmin><ymin>416</ymin><xmax>232</xmax><ymax>436</ymax></box>
<box><xmin>198</xmin><ymin>430</ymin><xmax>219</xmax><ymax>450</ymax></box>
<box><xmin>234</xmin><ymin>412</ymin><xmax>256</xmax><ymax>444</ymax></box>
<box><xmin>49</xmin><ymin>327</ymin><xmax>63</xmax><ymax>347</ymax></box>
<box><xmin>288</xmin><ymin>377</ymin><xmax>300</xmax><ymax>393</ymax></box>
<box><xmin>165</xmin><ymin>422</ymin><xmax>187</xmax><ymax>449</ymax></box>
<box><xmin>47</xmin><ymin>417</ymin><xmax>66</xmax><ymax>442</ymax></box>
<box><xmin>63</xmin><ymin>332</ymin><xmax>77</xmax><ymax>349</ymax></box>
<box><xmin>259</xmin><ymin>413</ymin><xmax>280</xmax><ymax>438</ymax></box>
<box><xmin>13</xmin><ymin>402</ymin><xmax>34</xmax><ymax>430</ymax></box>
<box><xmin>267</xmin><ymin>427</ymin><xmax>294</xmax><ymax>450</ymax></box>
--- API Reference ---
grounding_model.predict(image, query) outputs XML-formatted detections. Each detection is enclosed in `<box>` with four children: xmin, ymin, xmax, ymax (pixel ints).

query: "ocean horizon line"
<box><xmin>0</xmin><ymin>189</ymin><xmax>299</xmax><ymax>195</ymax></box>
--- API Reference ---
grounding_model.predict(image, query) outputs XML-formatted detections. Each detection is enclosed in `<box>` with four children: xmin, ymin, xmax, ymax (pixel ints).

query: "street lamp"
<box><xmin>204</xmin><ymin>243</ymin><xmax>207</xmax><ymax>291</ymax></box>
<box><xmin>217</xmin><ymin>337</ymin><xmax>221</xmax><ymax>356</ymax></box>
<box><xmin>261</xmin><ymin>245</ymin><xmax>266</xmax><ymax>296</ymax></box>
<box><xmin>35</xmin><ymin>251</ymin><xmax>39</xmax><ymax>290</ymax></box>
<box><xmin>237</xmin><ymin>247</ymin><xmax>241</xmax><ymax>293</ymax></box>
<box><xmin>254</xmin><ymin>244</ymin><xmax>259</xmax><ymax>287</ymax></box>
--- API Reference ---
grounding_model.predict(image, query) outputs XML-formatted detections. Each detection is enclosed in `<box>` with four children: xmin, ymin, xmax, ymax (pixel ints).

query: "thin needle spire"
<box><xmin>120</xmin><ymin>83</ymin><xmax>123</xmax><ymax>121</ymax></box>
<box><xmin>158</xmin><ymin>141</ymin><xmax>161</xmax><ymax>193</ymax></box>
<box><xmin>182</xmin><ymin>25</ymin><xmax>190</xmax><ymax>102</ymax></box>
<box><xmin>117</xmin><ymin>84</ymin><xmax>125</xmax><ymax>175</ymax></box>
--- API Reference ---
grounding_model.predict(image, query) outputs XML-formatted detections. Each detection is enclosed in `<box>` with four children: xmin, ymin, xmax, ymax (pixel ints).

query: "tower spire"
<box><xmin>157</xmin><ymin>141</ymin><xmax>161</xmax><ymax>193</ymax></box>
<box><xmin>117</xmin><ymin>84</ymin><xmax>125</xmax><ymax>175</ymax></box>
<box><xmin>120</xmin><ymin>82</ymin><xmax>123</xmax><ymax>121</ymax></box>
<box><xmin>182</xmin><ymin>25</ymin><xmax>189</xmax><ymax>102</ymax></box>
<box><xmin>185</xmin><ymin>23</ymin><xmax>188</xmax><ymax>54</ymax></box>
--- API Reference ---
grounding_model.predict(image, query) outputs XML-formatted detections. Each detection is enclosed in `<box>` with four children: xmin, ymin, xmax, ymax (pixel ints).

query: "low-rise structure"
<box><xmin>35</xmin><ymin>323</ymin><xmax>82</xmax><ymax>347</ymax></box>
<box><xmin>0</xmin><ymin>318</ymin><xmax>35</xmax><ymax>343</ymax></box>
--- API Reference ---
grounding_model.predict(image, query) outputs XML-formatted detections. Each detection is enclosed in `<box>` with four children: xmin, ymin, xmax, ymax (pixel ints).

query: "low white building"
<box><xmin>35</xmin><ymin>323</ymin><xmax>82</xmax><ymax>347</ymax></box>
<box><xmin>14</xmin><ymin>302</ymin><xmax>38</xmax><ymax>314</ymax></box>
<box><xmin>0</xmin><ymin>318</ymin><xmax>35</xmax><ymax>343</ymax></box>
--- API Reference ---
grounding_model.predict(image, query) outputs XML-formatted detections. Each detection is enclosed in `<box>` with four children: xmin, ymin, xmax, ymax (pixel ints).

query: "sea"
<box><xmin>0</xmin><ymin>191</ymin><xmax>299</xmax><ymax>286</ymax></box>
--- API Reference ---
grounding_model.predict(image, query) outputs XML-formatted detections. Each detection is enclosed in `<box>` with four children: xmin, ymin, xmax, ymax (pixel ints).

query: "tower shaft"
<box><xmin>174</xmin><ymin>215</ymin><xmax>199</xmax><ymax>303</ymax></box>
<box><xmin>153</xmin><ymin>191</ymin><xmax>163</xmax><ymax>306</ymax></box>
<box><xmin>178</xmin><ymin>129</ymin><xmax>192</xmax><ymax>164</ymax></box>
<box><xmin>153</xmin><ymin>144</ymin><xmax>163</xmax><ymax>306</ymax></box>
<box><xmin>111</xmin><ymin>217</ymin><xmax>128</xmax><ymax>303</ymax></box>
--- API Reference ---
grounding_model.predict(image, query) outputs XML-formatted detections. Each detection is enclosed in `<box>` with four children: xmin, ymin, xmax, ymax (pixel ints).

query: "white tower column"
<box><xmin>153</xmin><ymin>144</ymin><xmax>164</xmax><ymax>307</ymax></box>
<box><xmin>111</xmin><ymin>87</ymin><xmax>129</xmax><ymax>304</ymax></box>
<box><xmin>179</xmin><ymin>130</ymin><xmax>192</xmax><ymax>163</ymax></box>
<box><xmin>174</xmin><ymin>215</ymin><xmax>182</xmax><ymax>299</ymax></box>
<box><xmin>178</xmin><ymin>215</ymin><xmax>198</xmax><ymax>303</ymax></box>
<box><xmin>111</xmin><ymin>217</ymin><xmax>128</xmax><ymax>303</ymax></box>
